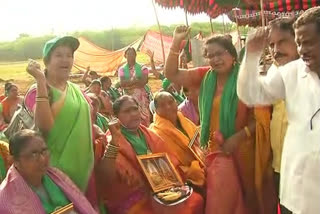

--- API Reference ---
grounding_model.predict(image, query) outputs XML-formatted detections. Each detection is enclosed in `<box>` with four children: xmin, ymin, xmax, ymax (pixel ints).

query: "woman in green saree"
<box><xmin>164</xmin><ymin>26</ymin><xmax>264</xmax><ymax>214</ymax></box>
<box><xmin>26</xmin><ymin>37</ymin><xmax>96</xmax><ymax>206</ymax></box>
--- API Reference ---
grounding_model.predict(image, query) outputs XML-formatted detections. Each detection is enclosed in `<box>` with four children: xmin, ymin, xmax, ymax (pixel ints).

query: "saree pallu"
<box><xmin>44</xmin><ymin>82</ymin><xmax>94</xmax><ymax>192</ymax></box>
<box><xmin>1</xmin><ymin>97</ymin><xmax>20</xmax><ymax>123</ymax></box>
<box><xmin>0</xmin><ymin>166</ymin><xmax>97</xmax><ymax>214</ymax></box>
<box><xmin>254</xmin><ymin>107</ymin><xmax>278</xmax><ymax>214</ymax></box>
<box><xmin>96</xmin><ymin>125</ymin><xmax>204</xmax><ymax>214</ymax></box>
<box><xmin>178</xmin><ymin>98</ymin><xmax>199</xmax><ymax>126</ymax></box>
<box><xmin>206</xmin><ymin>95</ymin><xmax>256</xmax><ymax>214</ymax></box>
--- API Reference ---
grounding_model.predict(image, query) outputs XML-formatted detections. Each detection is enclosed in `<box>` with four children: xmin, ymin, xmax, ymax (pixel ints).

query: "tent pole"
<box><xmin>184</xmin><ymin>7</ymin><xmax>189</xmax><ymax>27</ymax></box>
<box><xmin>151</xmin><ymin>0</ymin><xmax>166</xmax><ymax>63</ymax></box>
<box><xmin>210</xmin><ymin>18</ymin><xmax>214</xmax><ymax>33</ymax></box>
<box><xmin>233</xmin><ymin>8</ymin><xmax>242</xmax><ymax>50</ymax></box>
<box><xmin>260</xmin><ymin>0</ymin><xmax>266</xmax><ymax>27</ymax></box>
<box><xmin>260</xmin><ymin>0</ymin><xmax>267</xmax><ymax>73</ymax></box>
<box><xmin>222</xmin><ymin>14</ymin><xmax>226</xmax><ymax>34</ymax></box>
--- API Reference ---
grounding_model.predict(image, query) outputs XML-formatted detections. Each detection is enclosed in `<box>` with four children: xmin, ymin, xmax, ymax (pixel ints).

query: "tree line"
<box><xmin>0</xmin><ymin>22</ymin><xmax>248</xmax><ymax>62</ymax></box>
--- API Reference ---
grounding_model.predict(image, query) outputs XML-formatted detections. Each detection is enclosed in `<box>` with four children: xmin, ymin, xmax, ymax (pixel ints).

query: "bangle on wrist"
<box><xmin>103</xmin><ymin>143</ymin><xmax>119</xmax><ymax>159</ymax></box>
<box><xmin>36</xmin><ymin>96</ymin><xmax>48</xmax><ymax>99</ymax></box>
<box><xmin>36</xmin><ymin>97</ymin><xmax>49</xmax><ymax>102</ymax></box>
<box><xmin>244</xmin><ymin>126</ymin><xmax>251</xmax><ymax>138</ymax></box>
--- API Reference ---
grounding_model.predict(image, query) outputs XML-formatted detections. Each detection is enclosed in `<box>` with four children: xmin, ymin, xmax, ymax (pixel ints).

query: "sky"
<box><xmin>0</xmin><ymin>0</ymin><xmax>229</xmax><ymax>42</ymax></box>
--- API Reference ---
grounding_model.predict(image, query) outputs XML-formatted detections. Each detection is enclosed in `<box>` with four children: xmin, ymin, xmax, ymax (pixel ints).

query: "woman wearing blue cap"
<box><xmin>25</xmin><ymin>37</ymin><xmax>95</xmax><ymax>201</ymax></box>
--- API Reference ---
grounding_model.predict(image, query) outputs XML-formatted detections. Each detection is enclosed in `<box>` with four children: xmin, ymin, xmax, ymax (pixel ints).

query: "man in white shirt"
<box><xmin>263</xmin><ymin>17</ymin><xmax>299</xmax><ymax>214</ymax></box>
<box><xmin>237</xmin><ymin>7</ymin><xmax>320</xmax><ymax>214</ymax></box>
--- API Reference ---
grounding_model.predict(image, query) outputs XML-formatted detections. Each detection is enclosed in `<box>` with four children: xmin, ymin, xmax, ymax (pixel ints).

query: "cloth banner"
<box><xmin>74</xmin><ymin>37</ymin><xmax>142</xmax><ymax>75</ymax></box>
<box><xmin>140</xmin><ymin>30</ymin><xmax>173</xmax><ymax>63</ymax></box>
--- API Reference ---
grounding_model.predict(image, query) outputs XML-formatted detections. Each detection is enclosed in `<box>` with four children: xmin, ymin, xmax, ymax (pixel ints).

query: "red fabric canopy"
<box><xmin>139</xmin><ymin>30</ymin><xmax>174</xmax><ymax>62</ymax></box>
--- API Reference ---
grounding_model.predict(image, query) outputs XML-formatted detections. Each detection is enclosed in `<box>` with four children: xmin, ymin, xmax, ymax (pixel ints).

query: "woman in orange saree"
<box><xmin>96</xmin><ymin>95</ymin><xmax>204</xmax><ymax>214</ymax></box>
<box><xmin>163</xmin><ymin>26</ymin><xmax>275</xmax><ymax>214</ymax></box>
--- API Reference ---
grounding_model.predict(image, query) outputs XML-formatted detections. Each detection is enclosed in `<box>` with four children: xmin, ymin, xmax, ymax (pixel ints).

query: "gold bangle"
<box><xmin>103</xmin><ymin>150</ymin><xmax>117</xmax><ymax>159</ymax></box>
<box><xmin>36</xmin><ymin>98</ymin><xmax>49</xmax><ymax>102</ymax></box>
<box><xmin>108</xmin><ymin>144</ymin><xmax>119</xmax><ymax>149</ymax></box>
<box><xmin>244</xmin><ymin>126</ymin><xmax>251</xmax><ymax>138</ymax></box>
<box><xmin>36</xmin><ymin>96</ymin><xmax>48</xmax><ymax>99</ymax></box>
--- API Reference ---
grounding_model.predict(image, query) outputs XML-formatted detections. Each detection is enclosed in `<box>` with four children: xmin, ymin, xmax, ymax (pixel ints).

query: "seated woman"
<box><xmin>100</xmin><ymin>76</ymin><xmax>121</xmax><ymax>103</ymax></box>
<box><xmin>87</xmin><ymin>93</ymin><xmax>109</xmax><ymax>133</ymax></box>
<box><xmin>0</xmin><ymin>129</ymin><xmax>97</xmax><ymax>214</ymax></box>
<box><xmin>86</xmin><ymin>80</ymin><xmax>113</xmax><ymax>117</ymax></box>
<box><xmin>0</xmin><ymin>83</ymin><xmax>23</xmax><ymax>124</ymax></box>
<box><xmin>0</xmin><ymin>141</ymin><xmax>11</xmax><ymax>182</ymax></box>
<box><xmin>96</xmin><ymin>95</ymin><xmax>203</xmax><ymax>214</ymax></box>
<box><xmin>150</xmin><ymin>92</ymin><xmax>205</xmax><ymax>189</ymax></box>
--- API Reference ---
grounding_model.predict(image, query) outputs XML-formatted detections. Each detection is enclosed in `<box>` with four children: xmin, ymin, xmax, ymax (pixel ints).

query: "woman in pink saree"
<box><xmin>0</xmin><ymin>129</ymin><xmax>96</xmax><ymax>214</ymax></box>
<box><xmin>118</xmin><ymin>48</ymin><xmax>151</xmax><ymax>126</ymax></box>
<box><xmin>96</xmin><ymin>95</ymin><xmax>203</xmax><ymax>214</ymax></box>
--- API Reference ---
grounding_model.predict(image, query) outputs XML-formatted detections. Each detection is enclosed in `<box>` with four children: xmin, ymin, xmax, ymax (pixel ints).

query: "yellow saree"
<box><xmin>150</xmin><ymin>112</ymin><xmax>205</xmax><ymax>187</ymax></box>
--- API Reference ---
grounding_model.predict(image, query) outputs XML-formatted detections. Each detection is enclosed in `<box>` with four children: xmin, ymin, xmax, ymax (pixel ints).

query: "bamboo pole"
<box><xmin>260</xmin><ymin>0</ymin><xmax>266</xmax><ymax>27</ymax></box>
<box><xmin>210</xmin><ymin>18</ymin><xmax>214</xmax><ymax>34</ymax></box>
<box><xmin>184</xmin><ymin>7</ymin><xmax>189</xmax><ymax>27</ymax></box>
<box><xmin>232</xmin><ymin>8</ymin><xmax>242</xmax><ymax>50</ymax></box>
<box><xmin>222</xmin><ymin>14</ymin><xmax>226</xmax><ymax>34</ymax></box>
<box><xmin>151</xmin><ymin>0</ymin><xmax>166</xmax><ymax>63</ymax></box>
<box><xmin>260</xmin><ymin>0</ymin><xmax>267</xmax><ymax>73</ymax></box>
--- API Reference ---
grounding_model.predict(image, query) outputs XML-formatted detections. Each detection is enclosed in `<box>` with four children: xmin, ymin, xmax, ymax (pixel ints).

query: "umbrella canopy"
<box><xmin>156</xmin><ymin>0</ymin><xmax>320</xmax><ymax>20</ymax></box>
<box><xmin>155</xmin><ymin>0</ymin><xmax>260</xmax><ymax>18</ymax></box>
<box><xmin>227</xmin><ymin>0</ymin><xmax>320</xmax><ymax>26</ymax></box>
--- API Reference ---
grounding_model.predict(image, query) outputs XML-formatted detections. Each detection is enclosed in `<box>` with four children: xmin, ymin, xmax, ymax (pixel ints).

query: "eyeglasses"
<box><xmin>310</xmin><ymin>108</ymin><xmax>320</xmax><ymax>130</ymax></box>
<box><xmin>205</xmin><ymin>50</ymin><xmax>228</xmax><ymax>59</ymax></box>
<box><xmin>19</xmin><ymin>148</ymin><xmax>50</xmax><ymax>161</ymax></box>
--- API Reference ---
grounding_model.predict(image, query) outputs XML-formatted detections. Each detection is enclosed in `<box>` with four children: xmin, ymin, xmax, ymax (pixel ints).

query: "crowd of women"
<box><xmin>0</xmin><ymin>6</ymin><xmax>319</xmax><ymax>214</ymax></box>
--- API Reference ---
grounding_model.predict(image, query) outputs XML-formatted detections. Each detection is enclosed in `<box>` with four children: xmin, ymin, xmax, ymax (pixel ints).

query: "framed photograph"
<box><xmin>137</xmin><ymin>153</ymin><xmax>183</xmax><ymax>193</ymax></box>
<box><xmin>51</xmin><ymin>203</ymin><xmax>74</xmax><ymax>214</ymax></box>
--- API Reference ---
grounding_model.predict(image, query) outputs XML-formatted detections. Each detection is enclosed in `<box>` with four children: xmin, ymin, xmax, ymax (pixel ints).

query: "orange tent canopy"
<box><xmin>73</xmin><ymin>37</ymin><xmax>142</xmax><ymax>75</ymax></box>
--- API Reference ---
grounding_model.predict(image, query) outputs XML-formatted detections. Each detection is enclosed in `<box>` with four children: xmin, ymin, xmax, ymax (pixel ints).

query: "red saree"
<box><xmin>96</xmin><ymin>125</ymin><xmax>204</xmax><ymax>214</ymax></box>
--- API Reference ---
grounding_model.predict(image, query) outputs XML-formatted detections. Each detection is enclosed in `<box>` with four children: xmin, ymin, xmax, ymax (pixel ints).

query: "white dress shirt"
<box><xmin>237</xmin><ymin>50</ymin><xmax>320</xmax><ymax>214</ymax></box>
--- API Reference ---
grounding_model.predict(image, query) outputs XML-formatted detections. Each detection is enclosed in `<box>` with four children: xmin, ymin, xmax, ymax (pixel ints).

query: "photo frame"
<box><xmin>137</xmin><ymin>153</ymin><xmax>183</xmax><ymax>193</ymax></box>
<box><xmin>51</xmin><ymin>203</ymin><xmax>74</xmax><ymax>214</ymax></box>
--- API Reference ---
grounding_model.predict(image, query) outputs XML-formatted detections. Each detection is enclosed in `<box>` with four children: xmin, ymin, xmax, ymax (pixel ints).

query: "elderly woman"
<box><xmin>100</xmin><ymin>76</ymin><xmax>121</xmax><ymax>103</ymax></box>
<box><xmin>25</xmin><ymin>37</ymin><xmax>94</xmax><ymax>196</ymax></box>
<box><xmin>118</xmin><ymin>47</ymin><xmax>151</xmax><ymax>126</ymax></box>
<box><xmin>0</xmin><ymin>129</ymin><xmax>96</xmax><ymax>214</ymax></box>
<box><xmin>96</xmin><ymin>95</ymin><xmax>203</xmax><ymax>214</ymax></box>
<box><xmin>150</xmin><ymin>92</ymin><xmax>205</xmax><ymax>189</ymax></box>
<box><xmin>164</xmin><ymin>26</ymin><xmax>273</xmax><ymax>214</ymax></box>
<box><xmin>86</xmin><ymin>80</ymin><xmax>113</xmax><ymax>117</ymax></box>
<box><xmin>0</xmin><ymin>83</ymin><xmax>23</xmax><ymax>124</ymax></box>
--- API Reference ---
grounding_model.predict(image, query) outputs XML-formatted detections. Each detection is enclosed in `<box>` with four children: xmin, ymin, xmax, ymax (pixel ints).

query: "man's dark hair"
<box><xmin>269</xmin><ymin>17</ymin><xmax>295</xmax><ymax>36</ymax></box>
<box><xmin>294</xmin><ymin>6</ymin><xmax>320</xmax><ymax>33</ymax></box>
